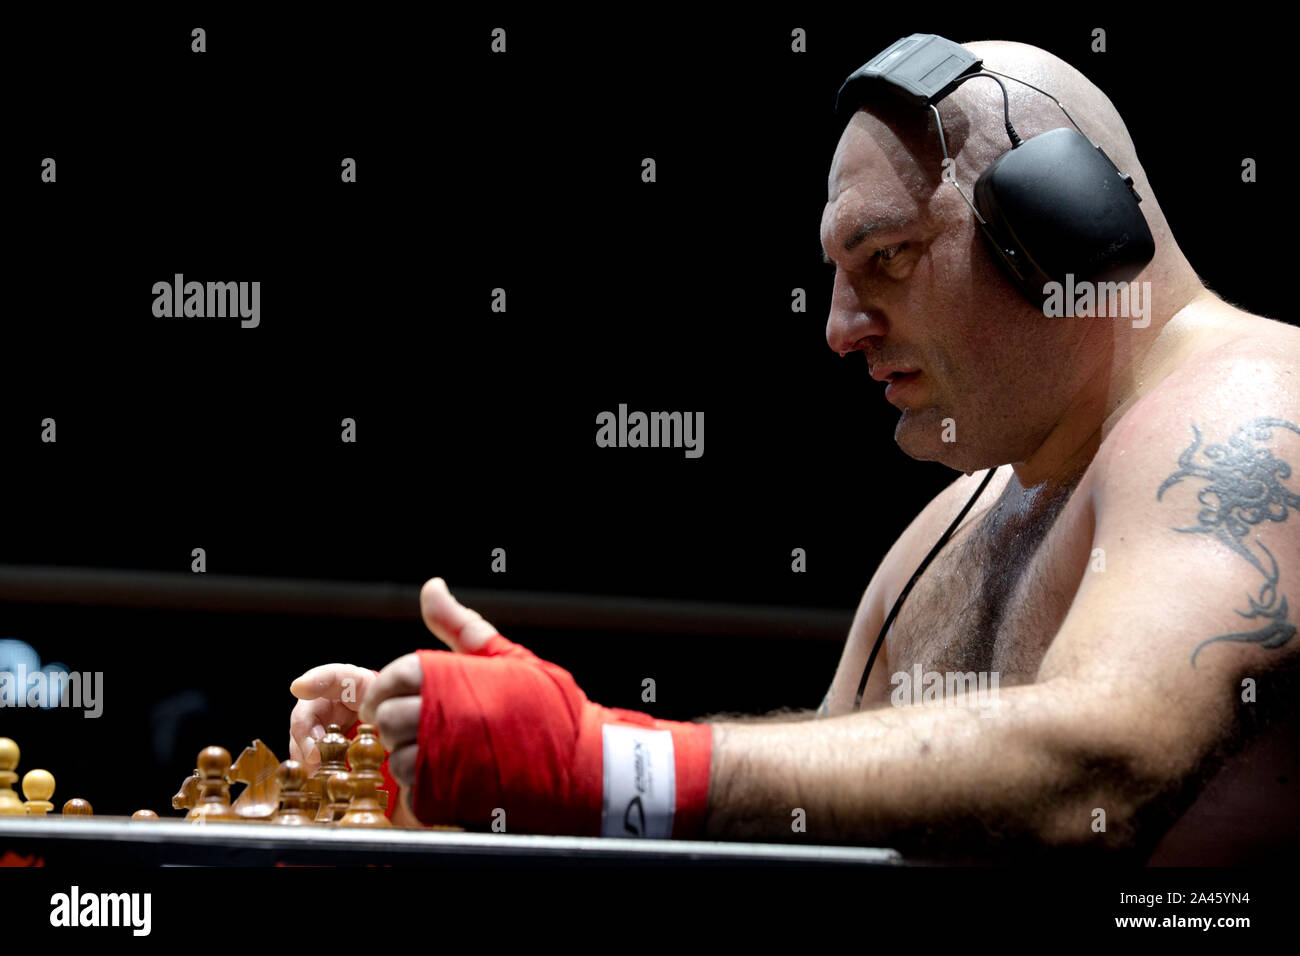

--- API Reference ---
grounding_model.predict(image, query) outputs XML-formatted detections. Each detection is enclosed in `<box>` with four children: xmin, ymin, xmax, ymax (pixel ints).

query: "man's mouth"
<box><xmin>869</xmin><ymin>363</ymin><xmax>919</xmax><ymax>383</ymax></box>
<box><xmin>883</xmin><ymin>370</ymin><xmax>922</xmax><ymax>400</ymax></box>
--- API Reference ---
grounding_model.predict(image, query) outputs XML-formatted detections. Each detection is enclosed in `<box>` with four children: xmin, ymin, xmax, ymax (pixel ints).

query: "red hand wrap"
<box><xmin>409</xmin><ymin>634</ymin><xmax>712</xmax><ymax>837</ymax></box>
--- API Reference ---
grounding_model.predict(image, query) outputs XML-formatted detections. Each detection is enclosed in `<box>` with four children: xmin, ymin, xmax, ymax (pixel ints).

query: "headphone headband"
<box><xmin>835</xmin><ymin>34</ymin><xmax>983</xmax><ymax>115</ymax></box>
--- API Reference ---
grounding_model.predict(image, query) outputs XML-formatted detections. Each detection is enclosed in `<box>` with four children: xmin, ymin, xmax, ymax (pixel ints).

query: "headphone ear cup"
<box><xmin>972</xmin><ymin>127</ymin><xmax>1155</xmax><ymax>305</ymax></box>
<box><xmin>972</xmin><ymin>168</ymin><xmax>1047</xmax><ymax>300</ymax></box>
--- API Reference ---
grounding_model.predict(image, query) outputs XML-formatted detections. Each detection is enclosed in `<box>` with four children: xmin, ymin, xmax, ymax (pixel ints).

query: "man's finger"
<box><xmin>299</xmin><ymin>735</ymin><xmax>321</xmax><ymax>769</ymax></box>
<box><xmin>289</xmin><ymin>663</ymin><xmax>373</xmax><ymax>704</ymax></box>
<box><xmin>388</xmin><ymin>744</ymin><xmax>418</xmax><ymax>788</ymax></box>
<box><xmin>419</xmin><ymin>577</ymin><xmax>497</xmax><ymax>653</ymax></box>
<box><xmin>359</xmin><ymin>653</ymin><xmax>423</xmax><ymax>725</ymax></box>
<box><xmin>287</xmin><ymin>733</ymin><xmax>322</xmax><ymax>769</ymax></box>
<box><xmin>289</xmin><ymin>696</ymin><xmax>355</xmax><ymax>772</ymax></box>
<box><xmin>289</xmin><ymin>698</ymin><xmax>326</xmax><ymax>742</ymax></box>
<box><xmin>372</xmin><ymin>695</ymin><xmax>422</xmax><ymax>754</ymax></box>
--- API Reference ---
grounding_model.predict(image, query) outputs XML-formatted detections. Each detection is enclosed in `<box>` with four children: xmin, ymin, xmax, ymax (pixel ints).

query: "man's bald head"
<box><xmin>821</xmin><ymin>39</ymin><xmax>1201</xmax><ymax>475</ymax></box>
<box><xmin>945</xmin><ymin>42</ymin><xmax>1178</xmax><ymax>263</ymax></box>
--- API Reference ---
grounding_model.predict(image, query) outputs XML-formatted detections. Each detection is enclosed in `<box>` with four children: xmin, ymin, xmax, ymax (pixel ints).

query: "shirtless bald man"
<box><xmin>289</xmin><ymin>38</ymin><xmax>1299</xmax><ymax>862</ymax></box>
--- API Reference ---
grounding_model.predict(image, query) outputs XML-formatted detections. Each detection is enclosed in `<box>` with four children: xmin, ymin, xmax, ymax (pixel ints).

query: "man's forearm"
<box><xmin>700</xmin><ymin>680</ymin><xmax>1160</xmax><ymax>858</ymax></box>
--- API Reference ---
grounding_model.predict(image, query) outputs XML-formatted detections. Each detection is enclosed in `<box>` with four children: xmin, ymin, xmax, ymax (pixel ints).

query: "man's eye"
<box><xmin>874</xmin><ymin>243</ymin><xmax>907</xmax><ymax>263</ymax></box>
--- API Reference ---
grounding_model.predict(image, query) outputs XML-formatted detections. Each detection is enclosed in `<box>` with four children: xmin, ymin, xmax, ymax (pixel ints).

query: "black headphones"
<box><xmin>834</xmin><ymin>34</ymin><xmax>1155</xmax><ymax>308</ymax></box>
<box><xmin>837</xmin><ymin>36</ymin><xmax>1155</xmax><ymax>709</ymax></box>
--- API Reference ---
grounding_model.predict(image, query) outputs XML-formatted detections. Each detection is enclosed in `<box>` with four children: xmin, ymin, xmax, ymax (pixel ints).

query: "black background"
<box><xmin>0</xmin><ymin>7</ymin><xmax>1292</xmax><ymax>840</ymax></box>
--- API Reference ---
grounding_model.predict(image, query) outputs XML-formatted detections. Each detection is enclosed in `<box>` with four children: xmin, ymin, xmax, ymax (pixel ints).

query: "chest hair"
<box><xmin>890</xmin><ymin>483</ymin><xmax>1079</xmax><ymax>681</ymax></box>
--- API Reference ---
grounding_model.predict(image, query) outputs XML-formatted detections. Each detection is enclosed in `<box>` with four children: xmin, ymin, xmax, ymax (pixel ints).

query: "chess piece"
<box><xmin>320</xmin><ymin>771</ymin><xmax>353</xmax><ymax>824</ymax></box>
<box><xmin>229</xmin><ymin>739</ymin><xmax>281</xmax><ymax>819</ymax></box>
<box><xmin>271</xmin><ymin>760</ymin><xmax>314</xmax><ymax>826</ymax></box>
<box><xmin>172</xmin><ymin>768</ymin><xmax>201</xmax><ymax>812</ymax></box>
<box><xmin>339</xmin><ymin>724</ymin><xmax>392</xmax><ymax>828</ymax></box>
<box><xmin>132</xmin><ymin>809</ymin><xmax>160</xmax><ymax>820</ymax></box>
<box><xmin>62</xmin><ymin>798</ymin><xmax>93</xmax><ymax>816</ymax></box>
<box><xmin>308</xmin><ymin>724</ymin><xmax>350</xmax><ymax>821</ymax></box>
<box><xmin>187</xmin><ymin>747</ymin><xmax>239</xmax><ymax>823</ymax></box>
<box><xmin>0</xmin><ymin>738</ymin><xmax>23</xmax><ymax>816</ymax></box>
<box><xmin>22</xmin><ymin>769</ymin><xmax>55</xmax><ymax>814</ymax></box>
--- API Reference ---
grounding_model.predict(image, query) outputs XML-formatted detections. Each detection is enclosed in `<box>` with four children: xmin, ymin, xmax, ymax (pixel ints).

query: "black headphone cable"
<box><xmin>852</xmin><ymin>466</ymin><xmax>1000</xmax><ymax>711</ymax></box>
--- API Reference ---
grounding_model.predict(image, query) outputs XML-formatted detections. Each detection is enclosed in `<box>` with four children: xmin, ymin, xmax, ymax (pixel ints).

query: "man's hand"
<box><xmin>358</xmin><ymin>577</ymin><xmax>713</xmax><ymax>837</ymax></box>
<box><xmin>287</xmin><ymin>663</ymin><xmax>377</xmax><ymax>771</ymax></box>
<box><xmin>358</xmin><ymin>577</ymin><xmax>498</xmax><ymax>787</ymax></box>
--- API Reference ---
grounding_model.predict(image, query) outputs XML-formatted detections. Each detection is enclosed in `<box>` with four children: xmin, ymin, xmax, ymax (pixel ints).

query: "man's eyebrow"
<box><xmin>821</xmin><ymin>216</ymin><xmax>915</xmax><ymax>264</ymax></box>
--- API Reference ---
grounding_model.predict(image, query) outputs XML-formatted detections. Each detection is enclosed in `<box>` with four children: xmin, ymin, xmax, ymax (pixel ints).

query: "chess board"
<box><xmin>0</xmin><ymin>732</ymin><xmax>901</xmax><ymax>867</ymax></box>
<box><xmin>0</xmin><ymin>816</ymin><xmax>901</xmax><ymax>867</ymax></box>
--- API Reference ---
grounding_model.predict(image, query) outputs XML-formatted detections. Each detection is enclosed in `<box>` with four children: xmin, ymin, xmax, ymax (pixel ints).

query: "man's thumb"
<box><xmin>419</xmin><ymin>577</ymin><xmax>498</xmax><ymax>654</ymax></box>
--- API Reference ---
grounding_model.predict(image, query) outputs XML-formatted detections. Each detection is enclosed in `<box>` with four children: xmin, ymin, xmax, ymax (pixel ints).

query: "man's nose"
<box><xmin>826</xmin><ymin>302</ymin><xmax>886</xmax><ymax>356</ymax></box>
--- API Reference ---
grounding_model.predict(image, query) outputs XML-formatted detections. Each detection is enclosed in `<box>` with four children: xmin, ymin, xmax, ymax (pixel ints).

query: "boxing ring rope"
<box><xmin>0</xmin><ymin>565</ymin><xmax>852</xmax><ymax>641</ymax></box>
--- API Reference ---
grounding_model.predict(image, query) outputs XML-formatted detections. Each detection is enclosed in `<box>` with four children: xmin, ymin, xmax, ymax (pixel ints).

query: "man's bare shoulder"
<box><xmin>1160</xmin><ymin>310</ymin><xmax>1299</xmax><ymax>396</ymax></box>
<box><xmin>1097</xmin><ymin>310</ymin><xmax>1300</xmax><ymax>482</ymax></box>
<box><xmin>1035</xmin><ymin>308</ymin><xmax>1300</xmax><ymax>747</ymax></box>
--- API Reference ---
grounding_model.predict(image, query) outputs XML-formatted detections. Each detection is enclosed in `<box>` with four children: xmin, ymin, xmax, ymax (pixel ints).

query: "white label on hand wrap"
<box><xmin>601</xmin><ymin>725</ymin><xmax>676</xmax><ymax>839</ymax></box>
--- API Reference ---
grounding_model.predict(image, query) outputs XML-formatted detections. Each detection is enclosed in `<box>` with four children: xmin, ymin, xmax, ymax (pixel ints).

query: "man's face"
<box><xmin>820</xmin><ymin>110</ymin><xmax>1087</xmax><ymax>473</ymax></box>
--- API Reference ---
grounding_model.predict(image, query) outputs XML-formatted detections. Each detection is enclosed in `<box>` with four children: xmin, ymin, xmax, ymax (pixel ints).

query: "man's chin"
<box><xmin>894</xmin><ymin>409</ymin><xmax>941</xmax><ymax>457</ymax></box>
<box><xmin>894</xmin><ymin>411</ymin><xmax>978</xmax><ymax>471</ymax></box>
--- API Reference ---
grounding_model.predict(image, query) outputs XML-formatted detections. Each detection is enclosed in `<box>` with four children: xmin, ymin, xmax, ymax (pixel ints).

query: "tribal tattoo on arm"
<box><xmin>1157</xmin><ymin>417</ymin><xmax>1300</xmax><ymax>666</ymax></box>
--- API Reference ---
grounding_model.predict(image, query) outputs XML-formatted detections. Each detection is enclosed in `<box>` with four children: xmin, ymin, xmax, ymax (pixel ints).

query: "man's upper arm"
<box><xmin>1037</xmin><ymin>356</ymin><xmax>1300</xmax><ymax>801</ymax></box>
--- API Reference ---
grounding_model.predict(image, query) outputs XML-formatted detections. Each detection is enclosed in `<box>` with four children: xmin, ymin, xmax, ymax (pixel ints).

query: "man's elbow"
<box><xmin>1032</xmin><ymin>712</ymin><xmax>1213</xmax><ymax>859</ymax></box>
<box><xmin>1034</xmin><ymin>766</ymin><xmax>1171</xmax><ymax>859</ymax></box>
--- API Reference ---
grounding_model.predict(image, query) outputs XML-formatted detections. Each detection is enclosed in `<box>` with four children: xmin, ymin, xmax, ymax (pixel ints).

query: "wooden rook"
<box><xmin>0</xmin><ymin>738</ymin><xmax>23</xmax><ymax>816</ymax></box>
<box><xmin>271</xmin><ymin>760</ymin><xmax>314</xmax><ymax>826</ymax></box>
<box><xmin>339</xmin><ymin>724</ymin><xmax>391</xmax><ymax>828</ymax></box>
<box><xmin>187</xmin><ymin>747</ymin><xmax>239</xmax><ymax>823</ymax></box>
<box><xmin>229</xmin><ymin>739</ymin><xmax>281</xmax><ymax>820</ymax></box>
